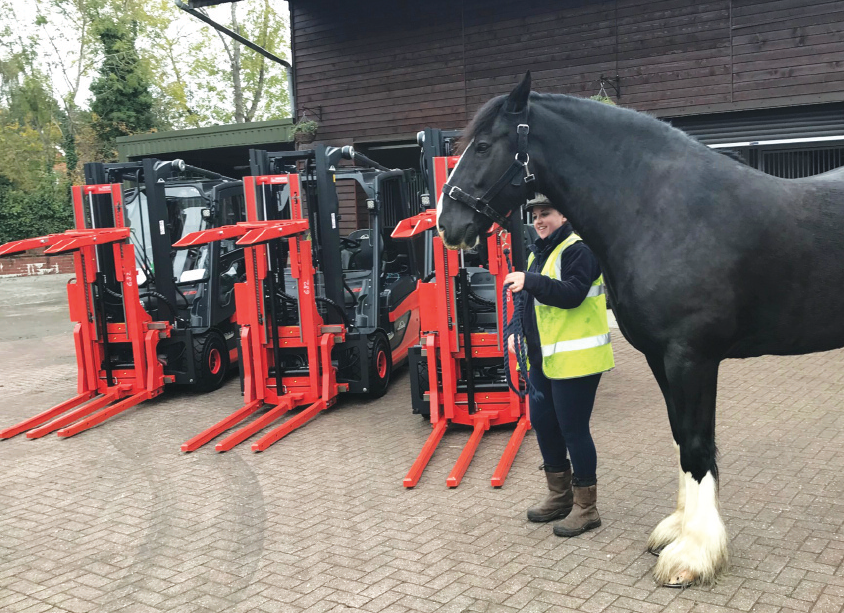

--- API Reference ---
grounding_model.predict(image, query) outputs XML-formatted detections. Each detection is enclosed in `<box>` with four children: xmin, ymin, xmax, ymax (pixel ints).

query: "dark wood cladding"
<box><xmin>290</xmin><ymin>0</ymin><xmax>844</xmax><ymax>225</ymax></box>
<box><xmin>292</xmin><ymin>0</ymin><xmax>844</xmax><ymax>138</ymax></box>
<box><xmin>292</xmin><ymin>0</ymin><xmax>467</xmax><ymax>145</ymax></box>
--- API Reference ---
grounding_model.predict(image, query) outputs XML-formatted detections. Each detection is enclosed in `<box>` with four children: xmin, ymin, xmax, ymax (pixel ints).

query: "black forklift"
<box><xmin>406</xmin><ymin>128</ymin><xmax>533</xmax><ymax>418</ymax></box>
<box><xmin>177</xmin><ymin>145</ymin><xmax>427</xmax><ymax>452</ymax></box>
<box><xmin>0</xmin><ymin>158</ymin><xmax>248</xmax><ymax>441</ymax></box>
<box><xmin>249</xmin><ymin>145</ymin><xmax>426</xmax><ymax>396</ymax></box>
<box><xmin>87</xmin><ymin>158</ymin><xmax>246</xmax><ymax>391</ymax></box>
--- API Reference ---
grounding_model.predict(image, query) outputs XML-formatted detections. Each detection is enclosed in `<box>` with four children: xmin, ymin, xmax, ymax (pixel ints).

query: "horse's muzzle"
<box><xmin>438</xmin><ymin>225</ymin><xmax>480</xmax><ymax>251</ymax></box>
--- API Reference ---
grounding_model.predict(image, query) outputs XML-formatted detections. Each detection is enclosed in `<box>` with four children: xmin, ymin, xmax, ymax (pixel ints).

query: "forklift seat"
<box><xmin>341</xmin><ymin>228</ymin><xmax>382</xmax><ymax>271</ymax></box>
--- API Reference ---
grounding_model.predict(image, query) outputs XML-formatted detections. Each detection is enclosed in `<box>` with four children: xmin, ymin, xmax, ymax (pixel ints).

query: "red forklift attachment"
<box><xmin>392</xmin><ymin>155</ymin><xmax>530</xmax><ymax>488</ymax></box>
<box><xmin>0</xmin><ymin>184</ymin><xmax>171</xmax><ymax>440</ymax></box>
<box><xmin>178</xmin><ymin>173</ymin><xmax>345</xmax><ymax>452</ymax></box>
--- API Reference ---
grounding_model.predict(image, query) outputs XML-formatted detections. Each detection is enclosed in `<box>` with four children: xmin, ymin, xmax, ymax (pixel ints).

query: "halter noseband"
<box><xmin>442</xmin><ymin>123</ymin><xmax>536</xmax><ymax>228</ymax></box>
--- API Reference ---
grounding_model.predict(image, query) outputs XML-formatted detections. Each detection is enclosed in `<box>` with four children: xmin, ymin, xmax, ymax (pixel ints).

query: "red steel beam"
<box><xmin>403</xmin><ymin>419</ymin><xmax>448</xmax><ymax>488</ymax></box>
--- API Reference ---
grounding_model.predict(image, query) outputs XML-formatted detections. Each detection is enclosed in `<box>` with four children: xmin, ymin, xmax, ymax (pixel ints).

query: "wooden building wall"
<box><xmin>290</xmin><ymin>0</ymin><xmax>844</xmax><ymax>228</ymax></box>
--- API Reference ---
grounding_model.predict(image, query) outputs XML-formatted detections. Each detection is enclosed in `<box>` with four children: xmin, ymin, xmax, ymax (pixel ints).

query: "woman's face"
<box><xmin>531</xmin><ymin>205</ymin><xmax>566</xmax><ymax>239</ymax></box>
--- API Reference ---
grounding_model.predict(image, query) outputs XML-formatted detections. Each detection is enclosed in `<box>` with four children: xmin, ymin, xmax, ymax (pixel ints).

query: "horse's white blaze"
<box><xmin>653</xmin><ymin>471</ymin><xmax>728</xmax><ymax>586</ymax></box>
<box><xmin>647</xmin><ymin>443</ymin><xmax>684</xmax><ymax>552</ymax></box>
<box><xmin>436</xmin><ymin>142</ymin><xmax>471</xmax><ymax>236</ymax></box>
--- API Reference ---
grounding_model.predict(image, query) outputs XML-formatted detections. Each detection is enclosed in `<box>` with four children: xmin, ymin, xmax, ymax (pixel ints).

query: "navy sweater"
<box><xmin>522</xmin><ymin>223</ymin><xmax>602</xmax><ymax>370</ymax></box>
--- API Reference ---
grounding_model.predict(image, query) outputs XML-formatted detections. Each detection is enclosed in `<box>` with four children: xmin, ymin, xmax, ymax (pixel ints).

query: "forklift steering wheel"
<box><xmin>340</xmin><ymin>237</ymin><xmax>362</xmax><ymax>249</ymax></box>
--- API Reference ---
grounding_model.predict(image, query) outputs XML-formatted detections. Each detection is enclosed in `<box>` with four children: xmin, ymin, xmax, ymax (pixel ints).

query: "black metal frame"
<box><xmin>83</xmin><ymin>159</ymin><xmax>244</xmax><ymax>386</ymax></box>
<box><xmin>249</xmin><ymin>146</ymin><xmax>423</xmax><ymax>394</ymax></box>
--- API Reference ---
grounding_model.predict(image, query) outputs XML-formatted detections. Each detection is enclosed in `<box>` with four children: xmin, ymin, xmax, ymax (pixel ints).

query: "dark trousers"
<box><xmin>528</xmin><ymin>368</ymin><xmax>602</xmax><ymax>486</ymax></box>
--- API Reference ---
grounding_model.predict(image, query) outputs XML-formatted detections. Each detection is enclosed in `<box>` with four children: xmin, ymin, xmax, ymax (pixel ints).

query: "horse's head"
<box><xmin>437</xmin><ymin>72</ymin><xmax>534</xmax><ymax>249</ymax></box>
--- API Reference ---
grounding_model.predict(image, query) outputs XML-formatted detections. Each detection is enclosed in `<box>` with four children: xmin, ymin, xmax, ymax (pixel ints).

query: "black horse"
<box><xmin>436</xmin><ymin>72</ymin><xmax>844</xmax><ymax>586</ymax></box>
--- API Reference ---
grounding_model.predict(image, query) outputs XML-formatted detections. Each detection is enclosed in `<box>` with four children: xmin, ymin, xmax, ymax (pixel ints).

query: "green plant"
<box><xmin>292</xmin><ymin>118</ymin><xmax>319</xmax><ymax>136</ymax></box>
<box><xmin>589</xmin><ymin>94</ymin><xmax>616</xmax><ymax>106</ymax></box>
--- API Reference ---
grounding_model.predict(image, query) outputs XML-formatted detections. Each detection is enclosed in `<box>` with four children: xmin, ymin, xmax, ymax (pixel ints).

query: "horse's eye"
<box><xmin>475</xmin><ymin>142</ymin><xmax>490</xmax><ymax>153</ymax></box>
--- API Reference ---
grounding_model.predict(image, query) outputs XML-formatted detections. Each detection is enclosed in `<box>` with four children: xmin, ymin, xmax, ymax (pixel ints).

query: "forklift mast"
<box><xmin>417</xmin><ymin>127</ymin><xmax>460</xmax><ymax>200</ymax></box>
<box><xmin>250</xmin><ymin>146</ymin><xmax>347</xmax><ymax>324</ymax></box>
<box><xmin>85</xmin><ymin>160</ymin><xmax>175</xmax><ymax>322</ymax></box>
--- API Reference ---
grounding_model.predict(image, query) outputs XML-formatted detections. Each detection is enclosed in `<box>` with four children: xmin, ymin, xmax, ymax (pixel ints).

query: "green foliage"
<box><xmin>0</xmin><ymin>0</ymin><xmax>291</xmax><ymax>248</ymax></box>
<box><xmin>0</xmin><ymin>7</ymin><xmax>70</xmax><ymax>244</ymax></box>
<box><xmin>0</xmin><ymin>120</ymin><xmax>53</xmax><ymax>191</ymax></box>
<box><xmin>292</xmin><ymin>119</ymin><xmax>318</xmax><ymax>135</ymax></box>
<box><xmin>590</xmin><ymin>94</ymin><xmax>617</xmax><ymax>106</ymax></box>
<box><xmin>89</xmin><ymin>19</ymin><xmax>157</xmax><ymax>159</ymax></box>
<box><xmin>0</xmin><ymin>173</ymin><xmax>73</xmax><ymax>244</ymax></box>
<box><xmin>59</xmin><ymin>109</ymin><xmax>78</xmax><ymax>181</ymax></box>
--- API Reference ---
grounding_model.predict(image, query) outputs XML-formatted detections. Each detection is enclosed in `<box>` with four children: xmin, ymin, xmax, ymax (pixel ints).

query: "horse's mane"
<box><xmin>459</xmin><ymin>91</ymin><xmax>723</xmax><ymax>164</ymax></box>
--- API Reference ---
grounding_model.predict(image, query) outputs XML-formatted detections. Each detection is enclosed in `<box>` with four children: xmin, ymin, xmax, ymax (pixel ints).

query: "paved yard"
<box><xmin>0</xmin><ymin>273</ymin><xmax>843</xmax><ymax>613</ymax></box>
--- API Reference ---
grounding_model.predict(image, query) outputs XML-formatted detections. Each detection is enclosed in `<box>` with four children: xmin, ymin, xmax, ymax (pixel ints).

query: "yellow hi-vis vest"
<box><xmin>527</xmin><ymin>233</ymin><xmax>614</xmax><ymax>379</ymax></box>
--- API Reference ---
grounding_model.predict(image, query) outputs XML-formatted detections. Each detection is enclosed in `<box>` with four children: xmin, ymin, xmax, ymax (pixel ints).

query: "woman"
<box><xmin>505</xmin><ymin>194</ymin><xmax>614</xmax><ymax>537</ymax></box>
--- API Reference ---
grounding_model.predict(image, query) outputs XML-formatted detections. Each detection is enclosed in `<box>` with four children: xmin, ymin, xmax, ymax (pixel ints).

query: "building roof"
<box><xmin>116</xmin><ymin>118</ymin><xmax>294</xmax><ymax>158</ymax></box>
<box><xmin>115</xmin><ymin>118</ymin><xmax>295</xmax><ymax>177</ymax></box>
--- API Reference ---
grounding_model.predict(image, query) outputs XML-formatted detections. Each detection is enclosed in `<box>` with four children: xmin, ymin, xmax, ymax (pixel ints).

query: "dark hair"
<box><xmin>458</xmin><ymin>95</ymin><xmax>507</xmax><ymax>153</ymax></box>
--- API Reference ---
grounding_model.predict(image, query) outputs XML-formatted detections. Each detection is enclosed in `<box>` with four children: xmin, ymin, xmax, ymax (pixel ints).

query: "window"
<box><xmin>219</xmin><ymin>192</ymin><xmax>246</xmax><ymax>254</ymax></box>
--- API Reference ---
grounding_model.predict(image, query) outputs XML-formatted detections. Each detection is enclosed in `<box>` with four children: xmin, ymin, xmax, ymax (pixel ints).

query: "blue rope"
<box><xmin>502</xmin><ymin>248</ymin><xmax>543</xmax><ymax>402</ymax></box>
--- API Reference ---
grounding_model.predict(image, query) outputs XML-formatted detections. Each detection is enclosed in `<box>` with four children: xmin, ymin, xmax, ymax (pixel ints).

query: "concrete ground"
<box><xmin>0</xmin><ymin>273</ymin><xmax>843</xmax><ymax>613</ymax></box>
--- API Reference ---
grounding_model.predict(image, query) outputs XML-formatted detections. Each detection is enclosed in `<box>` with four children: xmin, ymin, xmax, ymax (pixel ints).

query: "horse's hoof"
<box><xmin>662</xmin><ymin>570</ymin><xmax>695</xmax><ymax>588</ymax></box>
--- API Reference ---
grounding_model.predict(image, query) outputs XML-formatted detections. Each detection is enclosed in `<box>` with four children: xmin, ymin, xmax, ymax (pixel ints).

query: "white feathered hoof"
<box><xmin>647</xmin><ymin>510</ymin><xmax>683</xmax><ymax>556</ymax></box>
<box><xmin>652</xmin><ymin>472</ymin><xmax>728</xmax><ymax>587</ymax></box>
<box><xmin>652</xmin><ymin>531</ymin><xmax>728</xmax><ymax>587</ymax></box>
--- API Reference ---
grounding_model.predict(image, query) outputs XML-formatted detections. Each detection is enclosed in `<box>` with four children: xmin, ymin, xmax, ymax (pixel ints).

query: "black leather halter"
<box><xmin>442</xmin><ymin>123</ymin><xmax>536</xmax><ymax>228</ymax></box>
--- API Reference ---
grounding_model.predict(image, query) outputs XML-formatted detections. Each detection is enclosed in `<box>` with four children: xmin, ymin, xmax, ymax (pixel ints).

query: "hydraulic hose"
<box><xmin>351</xmin><ymin>150</ymin><xmax>391</xmax><ymax>172</ymax></box>
<box><xmin>276</xmin><ymin>290</ymin><xmax>354</xmax><ymax>330</ymax></box>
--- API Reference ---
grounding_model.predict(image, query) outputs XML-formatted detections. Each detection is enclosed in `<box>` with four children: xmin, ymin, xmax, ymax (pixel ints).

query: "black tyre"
<box><xmin>192</xmin><ymin>329</ymin><xmax>229</xmax><ymax>392</ymax></box>
<box><xmin>366</xmin><ymin>332</ymin><xmax>392</xmax><ymax>398</ymax></box>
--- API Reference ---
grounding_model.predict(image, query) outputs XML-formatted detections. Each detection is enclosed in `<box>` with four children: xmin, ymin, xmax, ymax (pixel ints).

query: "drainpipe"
<box><xmin>174</xmin><ymin>0</ymin><xmax>296</xmax><ymax>118</ymax></box>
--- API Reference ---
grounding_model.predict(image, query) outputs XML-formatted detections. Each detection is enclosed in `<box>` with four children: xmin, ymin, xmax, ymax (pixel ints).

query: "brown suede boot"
<box><xmin>527</xmin><ymin>469</ymin><xmax>573</xmax><ymax>523</ymax></box>
<box><xmin>553</xmin><ymin>484</ymin><xmax>601</xmax><ymax>536</ymax></box>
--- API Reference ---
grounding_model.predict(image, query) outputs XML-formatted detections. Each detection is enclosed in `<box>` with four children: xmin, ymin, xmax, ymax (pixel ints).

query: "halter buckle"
<box><xmin>447</xmin><ymin>185</ymin><xmax>462</xmax><ymax>200</ymax></box>
<box><xmin>515</xmin><ymin>152</ymin><xmax>530</xmax><ymax>166</ymax></box>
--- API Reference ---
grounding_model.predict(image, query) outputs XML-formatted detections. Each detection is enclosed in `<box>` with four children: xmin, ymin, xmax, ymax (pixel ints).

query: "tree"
<box><xmin>89</xmin><ymin>19</ymin><xmax>157</xmax><ymax>159</ymax></box>
<box><xmin>177</xmin><ymin>0</ymin><xmax>290</xmax><ymax>125</ymax></box>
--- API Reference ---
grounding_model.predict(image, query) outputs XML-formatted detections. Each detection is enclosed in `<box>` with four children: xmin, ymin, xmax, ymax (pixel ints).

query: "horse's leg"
<box><xmin>645</xmin><ymin>354</ymin><xmax>684</xmax><ymax>556</ymax></box>
<box><xmin>647</xmin><ymin>443</ymin><xmax>685</xmax><ymax>556</ymax></box>
<box><xmin>652</xmin><ymin>349</ymin><xmax>728</xmax><ymax>587</ymax></box>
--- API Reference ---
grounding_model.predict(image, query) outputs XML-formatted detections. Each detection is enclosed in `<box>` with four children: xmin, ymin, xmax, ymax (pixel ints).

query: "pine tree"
<box><xmin>89</xmin><ymin>20</ymin><xmax>155</xmax><ymax>159</ymax></box>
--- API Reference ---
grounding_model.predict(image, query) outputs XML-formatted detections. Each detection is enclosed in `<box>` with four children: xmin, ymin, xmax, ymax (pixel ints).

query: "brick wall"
<box><xmin>0</xmin><ymin>250</ymin><xmax>74</xmax><ymax>277</ymax></box>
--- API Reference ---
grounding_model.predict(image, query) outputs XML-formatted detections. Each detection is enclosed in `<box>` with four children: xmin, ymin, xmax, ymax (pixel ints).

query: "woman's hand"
<box><xmin>507</xmin><ymin>334</ymin><xmax>516</xmax><ymax>354</ymax></box>
<box><xmin>504</xmin><ymin>271</ymin><xmax>526</xmax><ymax>293</ymax></box>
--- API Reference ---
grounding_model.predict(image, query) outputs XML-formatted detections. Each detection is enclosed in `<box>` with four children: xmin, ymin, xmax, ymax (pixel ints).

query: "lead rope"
<box><xmin>502</xmin><ymin>248</ymin><xmax>543</xmax><ymax>402</ymax></box>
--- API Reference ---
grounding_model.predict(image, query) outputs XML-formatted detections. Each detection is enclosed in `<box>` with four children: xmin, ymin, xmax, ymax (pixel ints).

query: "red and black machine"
<box><xmin>178</xmin><ymin>145</ymin><xmax>426</xmax><ymax>452</ymax></box>
<box><xmin>0</xmin><ymin>159</ymin><xmax>250</xmax><ymax>439</ymax></box>
<box><xmin>393</xmin><ymin>130</ymin><xmax>531</xmax><ymax>488</ymax></box>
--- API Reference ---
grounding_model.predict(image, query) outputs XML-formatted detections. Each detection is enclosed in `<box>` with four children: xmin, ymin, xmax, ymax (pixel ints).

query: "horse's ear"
<box><xmin>504</xmin><ymin>71</ymin><xmax>531</xmax><ymax>113</ymax></box>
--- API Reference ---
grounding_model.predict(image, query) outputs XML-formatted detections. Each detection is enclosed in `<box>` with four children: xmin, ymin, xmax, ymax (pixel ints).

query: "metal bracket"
<box><xmin>299</xmin><ymin>106</ymin><xmax>323</xmax><ymax>123</ymax></box>
<box><xmin>599</xmin><ymin>75</ymin><xmax>621</xmax><ymax>100</ymax></box>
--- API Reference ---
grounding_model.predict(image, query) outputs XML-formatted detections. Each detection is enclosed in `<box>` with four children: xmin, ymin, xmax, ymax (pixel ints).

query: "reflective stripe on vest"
<box><xmin>527</xmin><ymin>233</ymin><xmax>614</xmax><ymax>379</ymax></box>
<box><xmin>541</xmin><ymin>332</ymin><xmax>611</xmax><ymax>357</ymax></box>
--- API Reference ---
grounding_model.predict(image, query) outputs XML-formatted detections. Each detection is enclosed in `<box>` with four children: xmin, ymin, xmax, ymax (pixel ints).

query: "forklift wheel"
<box><xmin>367</xmin><ymin>332</ymin><xmax>392</xmax><ymax>398</ymax></box>
<box><xmin>193</xmin><ymin>330</ymin><xmax>230</xmax><ymax>392</ymax></box>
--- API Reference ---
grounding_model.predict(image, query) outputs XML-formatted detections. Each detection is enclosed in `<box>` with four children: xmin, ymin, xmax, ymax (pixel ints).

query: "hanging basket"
<box><xmin>294</xmin><ymin>131</ymin><xmax>316</xmax><ymax>145</ymax></box>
